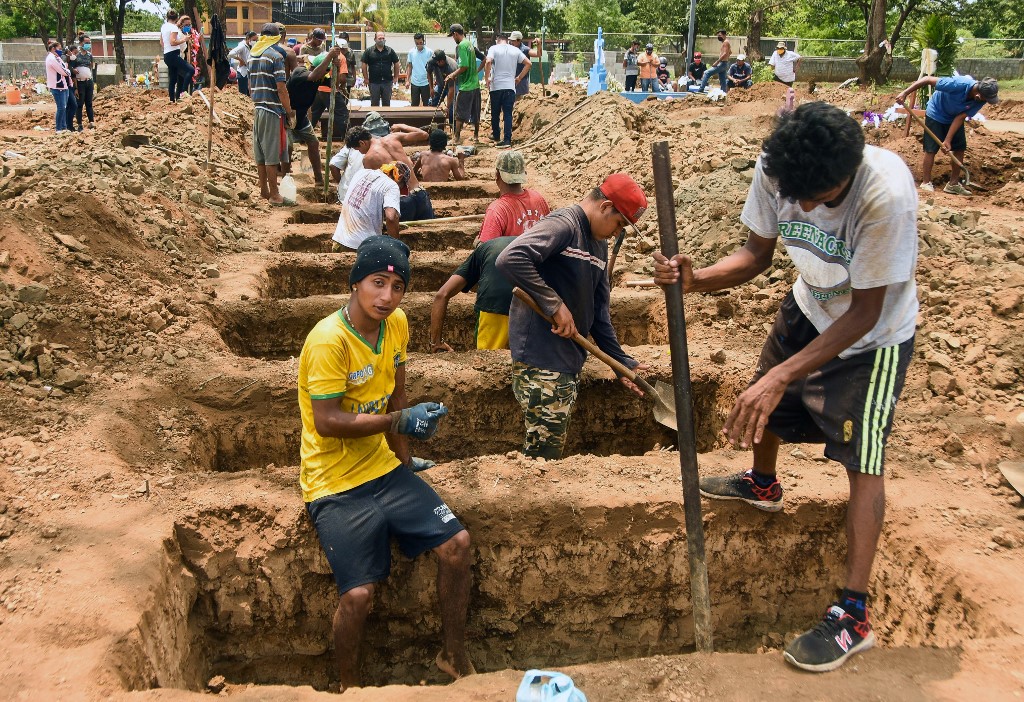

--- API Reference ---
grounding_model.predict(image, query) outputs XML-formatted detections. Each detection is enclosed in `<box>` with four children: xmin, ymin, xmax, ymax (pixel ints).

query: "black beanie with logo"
<box><xmin>349</xmin><ymin>235</ymin><xmax>410</xmax><ymax>287</ymax></box>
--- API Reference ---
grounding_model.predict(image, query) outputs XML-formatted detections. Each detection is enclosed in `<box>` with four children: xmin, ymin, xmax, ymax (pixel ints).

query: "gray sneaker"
<box><xmin>943</xmin><ymin>181</ymin><xmax>972</xmax><ymax>196</ymax></box>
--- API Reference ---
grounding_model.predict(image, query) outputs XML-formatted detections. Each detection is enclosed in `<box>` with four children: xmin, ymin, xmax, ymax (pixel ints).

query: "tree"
<box><xmin>566</xmin><ymin>0</ymin><xmax>634</xmax><ymax>50</ymax></box>
<box><xmin>2</xmin><ymin>0</ymin><xmax>88</xmax><ymax>47</ymax></box>
<box><xmin>337</xmin><ymin>0</ymin><xmax>389</xmax><ymax>29</ymax></box>
<box><xmin>911</xmin><ymin>13</ymin><xmax>958</xmax><ymax>74</ymax></box>
<box><xmin>388</xmin><ymin>0</ymin><xmax>434</xmax><ymax>32</ymax></box>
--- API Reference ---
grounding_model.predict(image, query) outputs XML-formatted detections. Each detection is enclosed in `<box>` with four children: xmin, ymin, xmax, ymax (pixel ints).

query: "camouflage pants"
<box><xmin>511</xmin><ymin>361</ymin><xmax>579</xmax><ymax>460</ymax></box>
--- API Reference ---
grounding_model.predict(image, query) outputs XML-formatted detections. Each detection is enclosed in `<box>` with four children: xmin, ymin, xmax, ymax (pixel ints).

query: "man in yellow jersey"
<box><xmin>298</xmin><ymin>236</ymin><xmax>474</xmax><ymax>689</ymax></box>
<box><xmin>429</xmin><ymin>235</ymin><xmax>516</xmax><ymax>351</ymax></box>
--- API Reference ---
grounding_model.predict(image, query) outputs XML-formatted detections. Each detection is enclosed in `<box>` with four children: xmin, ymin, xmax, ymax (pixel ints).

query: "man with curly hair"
<box><xmin>654</xmin><ymin>102</ymin><xmax>919</xmax><ymax>672</ymax></box>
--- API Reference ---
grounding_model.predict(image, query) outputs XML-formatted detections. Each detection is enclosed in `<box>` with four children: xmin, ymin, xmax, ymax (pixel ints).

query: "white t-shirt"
<box><xmin>769</xmin><ymin>50</ymin><xmax>801</xmax><ymax>82</ymax></box>
<box><xmin>161</xmin><ymin>21</ymin><xmax>181</xmax><ymax>54</ymax></box>
<box><xmin>329</xmin><ymin>147</ymin><xmax>365</xmax><ymax>203</ymax></box>
<box><xmin>333</xmin><ymin>169</ymin><xmax>401</xmax><ymax>249</ymax></box>
<box><xmin>740</xmin><ymin>145</ymin><xmax>918</xmax><ymax>358</ymax></box>
<box><xmin>486</xmin><ymin>43</ymin><xmax>526</xmax><ymax>92</ymax></box>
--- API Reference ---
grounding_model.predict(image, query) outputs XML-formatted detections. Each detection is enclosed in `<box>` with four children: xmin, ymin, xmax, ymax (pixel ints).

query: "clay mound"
<box><xmin>725</xmin><ymin>81</ymin><xmax>815</xmax><ymax>104</ymax></box>
<box><xmin>986</xmin><ymin>98</ymin><xmax>1024</xmax><ymax>121</ymax></box>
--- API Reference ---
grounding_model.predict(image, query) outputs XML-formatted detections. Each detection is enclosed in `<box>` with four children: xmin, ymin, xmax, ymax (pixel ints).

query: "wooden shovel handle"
<box><xmin>511</xmin><ymin>287</ymin><xmax>655</xmax><ymax>393</ymax></box>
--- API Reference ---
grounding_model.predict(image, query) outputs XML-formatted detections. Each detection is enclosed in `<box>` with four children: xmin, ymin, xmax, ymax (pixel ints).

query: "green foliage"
<box><xmin>911</xmin><ymin>13</ymin><xmax>958</xmax><ymax>75</ymax></box>
<box><xmin>388</xmin><ymin>0</ymin><xmax>435</xmax><ymax>33</ymax></box>
<box><xmin>565</xmin><ymin>0</ymin><xmax>634</xmax><ymax>46</ymax></box>
<box><xmin>123</xmin><ymin>8</ymin><xmax>163</xmax><ymax>33</ymax></box>
<box><xmin>750</xmin><ymin>59</ymin><xmax>773</xmax><ymax>83</ymax></box>
<box><xmin>0</xmin><ymin>6</ymin><xmax>35</xmax><ymax>39</ymax></box>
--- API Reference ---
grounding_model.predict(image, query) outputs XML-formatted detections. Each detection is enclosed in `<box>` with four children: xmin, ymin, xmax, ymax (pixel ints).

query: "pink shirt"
<box><xmin>45</xmin><ymin>53</ymin><xmax>72</xmax><ymax>90</ymax></box>
<box><xmin>478</xmin><ymin>189</ymin><xmax>551</xmax><ymax>242</ymax></box>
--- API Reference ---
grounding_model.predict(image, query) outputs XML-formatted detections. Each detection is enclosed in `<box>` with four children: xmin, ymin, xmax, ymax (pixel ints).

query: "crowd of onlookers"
<box><xmin>623</xmin><ymin>32</ymin><xmax>801</xmax><ymax>93</ymax></box>
<box><xmin>43</xmin><ymin>33</ymin><xmax>97</xmax><ymax>133</ymax></box>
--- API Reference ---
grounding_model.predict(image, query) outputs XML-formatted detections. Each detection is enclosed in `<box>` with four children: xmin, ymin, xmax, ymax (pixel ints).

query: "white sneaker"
<box><xmin>943</xmin><ymin>182</ymin><xmax>972</xmax><ymax>197</ymax></box>
<box><xmin>919</xmin><ymin>182</ymin><xmax>935</xmax><ymax>192</ymax></box>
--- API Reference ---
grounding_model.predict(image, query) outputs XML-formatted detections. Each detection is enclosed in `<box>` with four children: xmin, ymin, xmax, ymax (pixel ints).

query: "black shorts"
<box><xmin>773</xmin><ymin>75</ymin><xmax>794</xmax><ymax>87</ymax></box>
<box><xmin>923</xmin><ymin>116</ymin><xmax>967</xmax><ymax>154</ymax></box>
<box><xmin>753</xmin><ymin>292</ymin><xmax>914</xmax><ymax>475</ymax></box>
<box><xmin>306</xmin><ymin>466</ymin><xmax>465</xmax><ymax>594</ymax></box>
<box><xmin>455</xmin><ymin>88</ymin><xmax>481</xmax><ymax>124</ymax></box>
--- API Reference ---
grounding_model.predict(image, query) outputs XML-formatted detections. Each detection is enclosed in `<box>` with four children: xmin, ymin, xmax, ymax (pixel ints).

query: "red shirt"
<box><xmin>478</xmin><ymin>189</ymin><xmax>550</xmax><ymax>242</ymax></box>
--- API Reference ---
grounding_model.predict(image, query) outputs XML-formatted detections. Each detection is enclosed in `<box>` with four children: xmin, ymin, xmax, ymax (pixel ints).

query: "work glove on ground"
<box><xmin>407</xmin><ymin>457</ymin><xmax>436</xmax><ymax>472</ymax></box>
<box><xmin>391</xmin><ymin>402</ymin><xmax>448</xmax><ymax>440</ymax></box>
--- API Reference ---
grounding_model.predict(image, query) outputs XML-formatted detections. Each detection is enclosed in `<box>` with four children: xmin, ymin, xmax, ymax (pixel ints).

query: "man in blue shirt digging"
<box><xmin>897</xmin><ymin>75</ymin><xmax>999</xmax><ymax>196</ymax></box>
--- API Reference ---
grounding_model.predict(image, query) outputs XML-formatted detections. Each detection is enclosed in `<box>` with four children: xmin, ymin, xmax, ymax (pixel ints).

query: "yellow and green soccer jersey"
<box><xmin>298</xmin><ymin>307</ymin><xmax>409</xmax><ymax>502</ymax></box>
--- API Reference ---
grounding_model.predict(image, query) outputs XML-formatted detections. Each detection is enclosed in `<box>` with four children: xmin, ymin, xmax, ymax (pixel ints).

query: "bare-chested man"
<box><xmin>361</xmin><ymin>115</ymin><xmax>436</xmax><ymax>221</ymax></box>
<box><xmin>415</xmin><ymin>129</ymin><xmax>466</xmax><ymax>183</ymax></box>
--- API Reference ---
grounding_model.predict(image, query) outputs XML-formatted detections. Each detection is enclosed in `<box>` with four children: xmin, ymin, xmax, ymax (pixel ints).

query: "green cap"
<box><xmin>496</xmin><ymin>150</ymin><xmax>527</xmax><ymax>185</ymax></box>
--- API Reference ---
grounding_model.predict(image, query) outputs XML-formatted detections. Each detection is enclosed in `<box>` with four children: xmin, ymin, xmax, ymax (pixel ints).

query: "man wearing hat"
<box><xmin>428</xmin><ymin>150</ymin><xmax>549</xmax><ymax>351</ymax></box>
<box><xmin>332</xmin><ymin>133</ymin><xmax>402</xmax><ymax>251</ymax></box>
<box><xmin>727</xmin><ymin>53</ymin><xmax>752</xmax><ymax>90</ymax></box>
<box><xmin>298</xmin><ymin>234</ymin><xmax>472</xmax><ymax>690</ymax></box>
<box><xmin>638</xmin><ymin>43</ymin><xmax>658</xmax><ymax>92</ymax></box>
<box><xmin>362</xmin><ymin>30</ymin><xmax>400</xmax><ymax>107</ymax></box>
<box><xmin>484</xmin><ymin>32</ymin><xmax>531</xmax><ymax>146</ymax></box>
<box><xmin>685</xmin><ymin>51</ymin><xmax>707</xmax><ymax>89</ymax></box>
<box><xmin>769</xmin><ymin>41</ymin><xmax>801</xmax><ymax>87</ymax></box>
<box><xmin>622</xmin><ymin>39</ymin><xmax>641</xmax><ymax>92</ymax></box>
<box><xmin>699</xmin><ymin>29</ymin><xmax>732</xmax><ymax>92</ymax></box>
<box><xmin>496</xmin><ymin>173</ymin><xmax>649</xmax><ymax>460</ymax></box>
<box><xmin>446</xmin><ymin>24</ymin><xmax>481</xmax><ymax>145</ymax></box>
<box><xmin>286</xmin><ymin>45</ymin><xmax>343</xmax><ymax>186</ymax></box>
<box><xmin>508</xmin><ymin>31</ymin><xmax>540</xmax><ymax>97</ymax></box>
<box><xmin>300</xmin><ymin>27</ymin><xmax>326</xmax><ymax>56</ymax></box>
<box><xmin>248</xmin><ymin>23</ymin><xmax>295</xmax><ymax>204</ymax></box>
<box><xmin>896</xmin><ymin>75</ymin><xmax>999</xmax><ymax>196</ymax></box>
<box><xmin>478</xmin><ymin>150</ymin><xmax>549</xmax><ymax>243</ymax></box>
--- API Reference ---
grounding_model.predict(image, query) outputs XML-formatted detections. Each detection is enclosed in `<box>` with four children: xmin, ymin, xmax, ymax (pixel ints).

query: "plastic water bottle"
<box><xmin>279</xmin><ymin>174</ymin><xmax>297</xmax><ymax>202</ymax></box>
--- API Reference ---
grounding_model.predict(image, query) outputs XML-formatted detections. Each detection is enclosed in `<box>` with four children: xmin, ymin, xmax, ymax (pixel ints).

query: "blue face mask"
<box><xmin>183</xmin><ymin>26</ymin><xmax>192</xmax><ymax>35</ymax></box>
<box><xmin>83</xmin><ymin>43</ymin><xmax>91</xmax><ymax>51</ymax></box>
<box><xmin>56</xmin><ymin>49</ymin><xmax>63</xmax><ymax>56</ymax></box>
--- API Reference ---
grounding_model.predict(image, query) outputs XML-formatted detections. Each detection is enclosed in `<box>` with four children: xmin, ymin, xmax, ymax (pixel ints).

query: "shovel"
<box><xmin>121</xmin><ymin>134</ymin><xmax>258</xmax><ymax>181</ymax></box>
<box><xmin>511</xmin><ymin>287</ymin><xmax>677</xmax><ymax>430</ymax></box>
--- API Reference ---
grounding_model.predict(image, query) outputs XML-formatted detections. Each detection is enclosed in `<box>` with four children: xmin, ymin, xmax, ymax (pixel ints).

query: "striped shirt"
<box><xmin>248</xmin><ymin>47</ymin><xmax>286</xmax><ymax>116</ymax></box>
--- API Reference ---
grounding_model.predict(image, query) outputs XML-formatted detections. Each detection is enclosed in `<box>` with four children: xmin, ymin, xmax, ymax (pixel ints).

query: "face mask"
<box><xmin>247</xmin><ymin>40</ymin><xmax>254</xmax><ymax>46</ymax></box>
<box><xmin>56</xmin><ymin>49</ymin><xmax>63</xmax><ymax>56</ymax></box>
<box><xmin>183</xmin><ymin>26</ymin><xmax>192</xmax><ymax>34</ymax></box>
<box><xmin>83</xmin><ymin>43</ymin><xmax>91</xmax><ymax>51</ymax></box>
<box><xmin>646</xmin><ymin>49</ymin><xmax>652</xmax><ymax>54</ymax></box>
<box><xmin>718</xmin><ymin>36</ymin><xmax>725</xmax><ymax>42</ymax></box>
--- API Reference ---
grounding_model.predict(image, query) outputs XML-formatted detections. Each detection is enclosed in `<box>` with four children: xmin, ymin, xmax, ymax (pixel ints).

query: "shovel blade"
<box><xmin>651</xmin><ymin>380</ymin><xmax>678</xmax><ymax>431</ymax></box>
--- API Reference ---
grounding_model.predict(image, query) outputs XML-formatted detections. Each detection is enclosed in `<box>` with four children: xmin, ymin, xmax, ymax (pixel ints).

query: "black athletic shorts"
<box><xmin>455</xmin><ymin>88</ymin><xmax>481</xmax><ymax>124</ymax></box>
<box><xmin>306</xmin><ymin>466</ymin><xmax>465</xmax><ymax>594</ymax></box>
<box><xmin>923</xmin><ymin>116</ymin><xmax>967</xmax><ymax>154</ymax></box>
<box><xmin>753</xmin><ymin>292</ymin><xmax>914</xmax><ymax>476</ymax></box>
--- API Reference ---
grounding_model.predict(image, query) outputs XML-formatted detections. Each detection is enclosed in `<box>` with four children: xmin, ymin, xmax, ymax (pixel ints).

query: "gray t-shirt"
<box><xmin>487</xmin><ymin>43</ymin><xmax>525</xmax><ymax>92</ymax></box>
<box><xmin>741</xmin><ymin>144</ymin><xmax>918</xmax><ymax>358</ymax></box>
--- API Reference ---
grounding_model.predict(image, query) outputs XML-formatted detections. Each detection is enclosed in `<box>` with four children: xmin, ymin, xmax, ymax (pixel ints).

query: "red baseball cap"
<box><xmin>599</xmin><ymin>173</ymin><xmax>648</xmax><ymax>224</ymax></box>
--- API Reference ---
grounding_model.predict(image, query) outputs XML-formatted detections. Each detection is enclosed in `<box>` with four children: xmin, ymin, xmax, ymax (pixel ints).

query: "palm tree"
<box><xmin>336</xmin><ymin>0</ymin><xmax>389</xmax><ymax>30</ymax></box>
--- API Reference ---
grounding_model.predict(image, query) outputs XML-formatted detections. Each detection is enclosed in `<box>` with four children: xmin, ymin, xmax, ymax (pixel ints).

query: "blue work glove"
<box><xmin>407</xmin><ymin>457</ymin><xmax>436</xmax><ymax>472</ymax></box>
<box><xmin>390</xmin><ymin>402</ymin><xmax>448</xmax><ymax>440</ymax></box>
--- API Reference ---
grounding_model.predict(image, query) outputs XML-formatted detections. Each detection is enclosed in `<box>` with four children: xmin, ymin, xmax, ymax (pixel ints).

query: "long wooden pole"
<box><xmin>651</xmin><ymin>139</ymin><xmax>713</xmax><ymax>653</ymax></box>
<box><xmin>322</xmin><ymin>9</ymin><xmax>339</xmax><ymax>202</ymax></box>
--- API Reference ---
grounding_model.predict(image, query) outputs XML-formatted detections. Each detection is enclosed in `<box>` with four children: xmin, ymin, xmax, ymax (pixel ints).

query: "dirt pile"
<box><xmin>0</xmin><ymin>86</ymin><xmax>267</xmax><ymax>396</ymax></box>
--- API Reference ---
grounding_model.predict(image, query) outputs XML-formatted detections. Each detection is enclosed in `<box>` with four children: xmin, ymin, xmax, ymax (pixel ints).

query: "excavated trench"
<box><xmin>213</xmin><ymin>292</ymin><xmax>668</xmax><ymax>359</ymax></box>
<box><xmin>260</xmin><ymin>253</ymin><xmax>461</xmax><ymax>298</ymax></box>
<box><xmin>111</xmin><ymin>493</ymin><xmax>980</xmax><ymax>693</ymax></box>
<box><xmin>189</xmin><ymin>360</ymin><xmax>725</xmax><ymax>470</ymax></box>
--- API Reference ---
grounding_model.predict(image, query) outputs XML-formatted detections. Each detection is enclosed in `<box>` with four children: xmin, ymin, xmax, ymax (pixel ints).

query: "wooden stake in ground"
<box><xmin>206</xmin><ymin>60</ymin><xmax>215</xmax><ymax>170</ymax></box>
<box><xmin>652</xmin><ymin>139</ymin><xmax>714</xmax><ymax>652</ymax></box>
<box><xmin>322</xmin><ymin>68</ymin><xmax>338</xmax><ymax>202</ymax></box>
